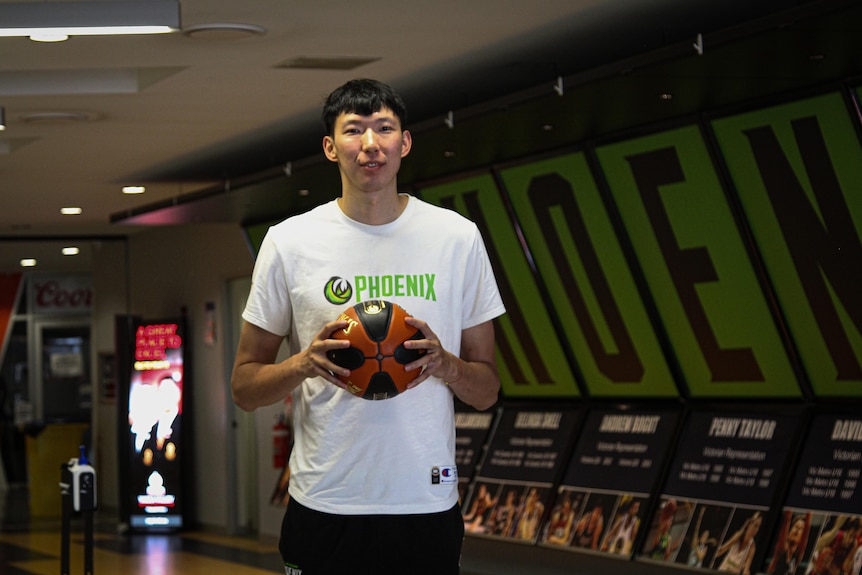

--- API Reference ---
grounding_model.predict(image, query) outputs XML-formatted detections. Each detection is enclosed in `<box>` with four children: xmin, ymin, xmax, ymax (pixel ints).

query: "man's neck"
<box><xmin>338</xmin><ymin>191</ymin><xmax>407</xmax><ymax>225</ymax></box>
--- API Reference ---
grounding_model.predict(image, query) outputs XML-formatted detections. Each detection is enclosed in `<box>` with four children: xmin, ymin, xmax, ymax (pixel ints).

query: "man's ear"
<box><xmin>323</xmin><ymin>135</ymin><xmax>337</xmax><ymax>162</ymax></box>
<box><xmin>400</xmin><ymin>130</ymin><xmax>412</xmax><ymax>158</ymax></box>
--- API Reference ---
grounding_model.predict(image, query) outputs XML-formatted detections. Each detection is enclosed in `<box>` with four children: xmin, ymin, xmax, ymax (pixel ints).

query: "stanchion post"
<box><xmin>59</xmin><ymin>446</ymin><xmax>97</xmax><ymax>575</ymax></box>
<box><xmin>60</xmin><ymin>465</ymin><xmax>71</xmax><ymax>575</ymax></box>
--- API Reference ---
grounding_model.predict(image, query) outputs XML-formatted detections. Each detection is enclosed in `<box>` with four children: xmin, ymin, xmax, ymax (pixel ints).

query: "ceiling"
<box><xmin>1</xmin><ymin>0</ymin><xmax>860</xmax><ymax>274</ymax></box>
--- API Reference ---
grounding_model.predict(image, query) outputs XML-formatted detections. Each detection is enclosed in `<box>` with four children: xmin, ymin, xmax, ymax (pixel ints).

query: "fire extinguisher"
<box><xmin>272</xmin><ymin>412</ymin><xmax>291</xmax><ymax>469</ymax></box>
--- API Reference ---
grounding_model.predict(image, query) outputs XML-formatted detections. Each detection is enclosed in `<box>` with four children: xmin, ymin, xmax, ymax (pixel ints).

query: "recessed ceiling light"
<box><xmin>61</xmin><ymin>206</ymin><xmax>83</xmax><ymax>215</ymax></box>
<box><xmin>123</xmin><ymin>185</ymin><xmax>146</xmax><ymax>194</ymax></box>
<box><xmin>20</xmin><ymin>258</ymin><xmax>37</xmax><ymax>267</ymax></box>
<box><xmin>298</xmin><ymin>189</ymin><xmax>310</xmax><ymax>196</ymax></box>
<box><xmin>182</xmin><ymin>23</ymin><xmax>266</xmax><ymax>40</ymax></box>
<box><xmin>660</xmin><ymin>93</ymin><xmax>673</xmax><ymax>101</ymax></box>
<box><xmin>276</xmin><ymin>56</ymin><xmax>381</xmax><ymax>70</ymax></box>
<box><xmin>20</xmin><ymin>111</ymin><xmax>98</xmax><ymax>124</ymax></box>
<box><xmin>62</xmin><ymin>247</ymin><xmax>80</xmax><ymax>256</ymax></box>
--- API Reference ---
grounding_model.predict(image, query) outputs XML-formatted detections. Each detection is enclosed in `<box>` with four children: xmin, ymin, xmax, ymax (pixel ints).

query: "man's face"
<box><xmin>323</xmin><ymin>106</ymin><xmax>411</xmax><ymax>195</ymax></box>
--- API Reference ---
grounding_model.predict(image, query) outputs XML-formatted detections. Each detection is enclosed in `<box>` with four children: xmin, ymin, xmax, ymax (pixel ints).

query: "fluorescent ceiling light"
<box><xmin>0</xmin><ymin>1</ymin><xmax>180</xmax><ymax>40</ymax></box>
<box><xmin>20</xmin><ymin>258</ymin><xmax>37</xmax><ymax>267</ymax></box>
<box><xmin>62</xmin><ymin>247</ymin><xmax>80</xmax><ymax>256</ymax></box>
<box><xmin>61</xmin><ymin>207</ymin><xmax>83</xmax><ymax>215</ymax></box>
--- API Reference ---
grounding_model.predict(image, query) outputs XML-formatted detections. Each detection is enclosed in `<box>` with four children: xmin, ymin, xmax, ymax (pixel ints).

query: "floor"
<box><xmin>0</xmin><ymin>484</ymin><xmax>676</xmax><ymax>575</ymax></box>
<box><xmin>0</xmin><ymin>485</ymin><xmax>283</xmax><ymax>575</ymax></box>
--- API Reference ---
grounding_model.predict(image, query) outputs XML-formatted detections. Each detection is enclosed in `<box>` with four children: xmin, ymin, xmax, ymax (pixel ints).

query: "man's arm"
<box><xmin>444</xmin><ymin>320</ymin><xmax>500</xmax><ymax>411</ymax></box>
<box><xmin>231</xmin><ymin>320</ymin><xmax>350</xmax><ymax>411</ymax></box>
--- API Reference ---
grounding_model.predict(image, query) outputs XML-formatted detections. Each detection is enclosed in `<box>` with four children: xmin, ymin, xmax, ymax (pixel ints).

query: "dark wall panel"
<box><xmin>710</xmin><ymin>91</ymin><xmax>862</xmax><ymax>398</ymax></box>
<box><xmin>419</xmin><ymin>173</ymin><xmax>580</xmax><ymax>398</ymax></box>
<box><xmin>498</xmin><ymin>153</ymin><xmax>678</xmax><ymax>398</ymax></box>
<box><xmin>595</xmin><ymin>125</ymin><xmax>801</xmax><ymax>398</ymax></box>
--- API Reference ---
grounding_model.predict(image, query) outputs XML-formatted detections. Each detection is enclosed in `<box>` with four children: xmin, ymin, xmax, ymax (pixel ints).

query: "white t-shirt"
<box><xmin>243</xmin><ymin>195</ymin><xmax>505</xmax><ymax>515</ymax></box>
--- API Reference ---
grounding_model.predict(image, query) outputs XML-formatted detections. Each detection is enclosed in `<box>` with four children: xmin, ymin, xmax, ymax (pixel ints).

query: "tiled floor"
<box><xmin>0</xmin><ymin>486</ymin><xmax>282</xmax><ymax>575</ymax></box>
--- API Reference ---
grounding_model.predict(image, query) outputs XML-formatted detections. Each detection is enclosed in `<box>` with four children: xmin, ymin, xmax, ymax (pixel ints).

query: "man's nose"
<box><xmin>361</xmin><ymin>129</ymin><xmax>379</xmax><ymax>151</ymax></box>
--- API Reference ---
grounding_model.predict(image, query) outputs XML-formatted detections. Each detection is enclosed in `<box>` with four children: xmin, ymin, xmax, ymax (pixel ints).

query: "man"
<box><xmin>231</xmin><ymin>78</ymin><xmax>505</xmax><ymax>575</ymax></box>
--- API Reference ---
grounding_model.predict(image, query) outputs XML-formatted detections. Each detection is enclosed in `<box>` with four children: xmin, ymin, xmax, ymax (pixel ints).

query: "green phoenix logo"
<box><xmin>323</xmin><ymin>277</ymin><xmax>353</xmax><ymax>305</ymax></box>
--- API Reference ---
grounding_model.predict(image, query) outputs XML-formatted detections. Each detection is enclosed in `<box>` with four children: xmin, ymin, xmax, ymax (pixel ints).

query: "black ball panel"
<box><xmin>394</xmin><ymin>331</ymin><xmax>425</xmax><ymax>365</ymax></box>
<box><xmin>356</xmin><ymin>303</ymin><xmax>393</xmax><ymax>342</ymax></box>
<box><xmin>327</xmin><ymin>346</ymin><xmax>366</xmax><ymax>370</ymax></box>
<box><xmin>365</xmin><ymin>371</ymin><xmax>400</xmax><ymax>400</ymax></box>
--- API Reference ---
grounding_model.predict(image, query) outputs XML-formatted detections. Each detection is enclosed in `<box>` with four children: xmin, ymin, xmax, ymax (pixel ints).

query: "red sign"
<box><xmin>135</xmin><ymin>324</ymin><xmax>182</xmax><ymax>361</ymax></box>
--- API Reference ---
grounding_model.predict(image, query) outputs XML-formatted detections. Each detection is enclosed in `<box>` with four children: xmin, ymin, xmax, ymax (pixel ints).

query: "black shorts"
<box><xmin>279</xmin><ymin>498</ymin><xmax>465</xmax><ymax>575</ymax></box>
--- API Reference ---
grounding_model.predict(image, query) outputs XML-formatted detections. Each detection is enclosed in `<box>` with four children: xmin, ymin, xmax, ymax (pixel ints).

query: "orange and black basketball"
<box><xmin>327</xmin><ymin>300</ymin><xmax>425</xmax><ymax>400</ymax></box>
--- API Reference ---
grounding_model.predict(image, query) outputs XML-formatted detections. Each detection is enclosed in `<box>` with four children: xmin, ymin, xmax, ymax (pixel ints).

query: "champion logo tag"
<box><xmin>431</xmin><ymin>466</ymin><xmax>458</xmax><ymax>485</ymax></box>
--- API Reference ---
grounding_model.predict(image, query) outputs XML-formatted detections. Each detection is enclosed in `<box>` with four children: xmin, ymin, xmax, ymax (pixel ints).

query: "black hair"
<box><xmin>322</xmin><ymin>78</ymin><xmax>407</xmax><ymax>135</ymax></box>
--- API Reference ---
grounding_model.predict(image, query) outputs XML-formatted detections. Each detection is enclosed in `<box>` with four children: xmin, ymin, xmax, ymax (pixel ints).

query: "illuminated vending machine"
<box><xmin>116</xmin><ymin>315</ymin><xmax>190</xmax><ymax>531</ymax></box>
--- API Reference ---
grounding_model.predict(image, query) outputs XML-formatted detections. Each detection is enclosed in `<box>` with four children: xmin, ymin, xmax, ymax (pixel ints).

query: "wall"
<box><xmin>90</xmin><ymin>239</ymin><xmax>129</xmax><ymax>516</ymax></box>
<box><xmin>414</xmin><ymin>87</ymin><xmax>862</xmax><ymax>574</ymax></box>
<box><xmin>91</xmin><ymin>223</ymin><xmax>253</xmax><ymax>529</ymax></box>
<box><xmin>415</xmin><ymin>88</ymin><xmax>862</xmax><ymax>402</ymax></box>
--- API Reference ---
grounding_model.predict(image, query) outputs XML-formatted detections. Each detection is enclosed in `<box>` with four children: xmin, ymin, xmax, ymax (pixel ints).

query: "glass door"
<box><xmin>33</xmin><ymin>319</ymin><xmax>91</xmax><ymax>422</ymax></box>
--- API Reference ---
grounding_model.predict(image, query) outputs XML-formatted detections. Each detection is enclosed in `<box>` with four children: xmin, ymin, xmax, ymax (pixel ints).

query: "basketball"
<box><xmin>327</xmin><ymin>300</ymin><xmax>425</xmax><ymax>400</ymax></box>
